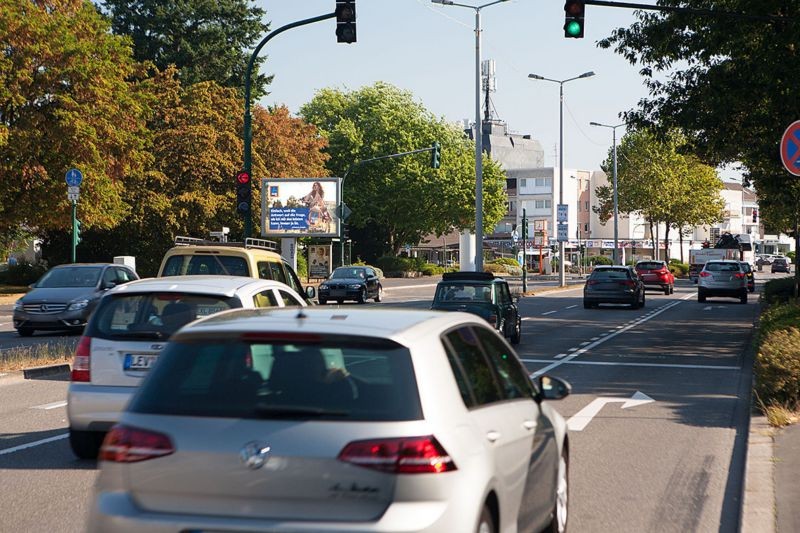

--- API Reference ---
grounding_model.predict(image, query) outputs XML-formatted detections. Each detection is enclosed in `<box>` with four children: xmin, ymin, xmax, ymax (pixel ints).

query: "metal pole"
<box><xmin>71</xmin><ymin>200</ymin><xmax>76</xmax><ymax>263</ymax></box>
<box><xmin>558</xmin><ymin>82</ymin><xmax>565</xmax><ymax>287</ymax></box>
<box><xmin>522</xmin><ymin>208</ymin><xmax>527</xmax><ymax>293</ymax></box>
<box><xmin>612</xmin><ymin>127</ymin><xmax>619</xmax><ymax>265</ymax></box>
<box><xmin>243</xmin><ymin>13</ymin><xmax>335</xmax><ymax>239</ymax></box>
<box><xmin>474</xmin><ymin>9</ymin><xmax>483</xmax><ymax>272</ymax></box>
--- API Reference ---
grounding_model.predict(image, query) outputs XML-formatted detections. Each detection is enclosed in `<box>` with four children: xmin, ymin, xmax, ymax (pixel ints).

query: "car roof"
<box><xmin>593</xmin><ymin>265</ymin><xmax>631</xmax><ymax>270</ymax></box>
<box><xmin>164</xmin><ymin>244</ymin><xmax>281</xmax><ymax>258</ymax></box>
<box><xmin>107</xmin><ymin>275</ymin><xmax>295</xmax><ymax>298</ymax></box>
<box><xmin>173</xmin><ymin>307</ymin><xmax>484</xmax><ymax>344</ymax></box>
<box><xmin>52</xmin><ymin>263</ymin><xmax>117</xmax><ymax>268</ymax></box>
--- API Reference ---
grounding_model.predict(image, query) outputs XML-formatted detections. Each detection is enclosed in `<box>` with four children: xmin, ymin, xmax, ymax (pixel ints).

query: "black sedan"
<box><xmin>317</xmin><ymin>266</ymin><xmax>382</xmax><ymax>304</ymax></box>
<box><xmin>583</xmin><ymin>265</ymin><xmax>645</xmax><ymax>309</ymax></box>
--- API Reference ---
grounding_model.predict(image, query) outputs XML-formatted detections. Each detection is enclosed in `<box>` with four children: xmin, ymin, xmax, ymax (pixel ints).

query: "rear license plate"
<box><xmin>123</xmin><ymin>353</ymin><xmax>158</xmax><ymax>371</ymax></box>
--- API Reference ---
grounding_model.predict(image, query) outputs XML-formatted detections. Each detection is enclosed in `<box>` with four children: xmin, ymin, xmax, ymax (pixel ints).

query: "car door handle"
<box><xmin>486</xmin><ymin>431</ymin><xmax>501</xmax><ymax>443</ymax></box>
<box><xmin>522</xmin><ymin>420</ymin><xmax>537</xmax><ymax>430</ymax></box>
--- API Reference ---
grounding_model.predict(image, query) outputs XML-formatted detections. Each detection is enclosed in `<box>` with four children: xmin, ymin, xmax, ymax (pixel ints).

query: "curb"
<box><xmin>22</xmin><ymin>364</ymin><xmax>71</xmax><ymax>379</ymax></box>
<box><xmin>742</xmin><ymin>415</ymin><xmax>776</xmax><ymax>533</ymax></box>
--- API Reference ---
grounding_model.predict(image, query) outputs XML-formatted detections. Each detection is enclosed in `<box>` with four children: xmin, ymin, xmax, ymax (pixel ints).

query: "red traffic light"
<box><xmin>236</xmin><ymin>171</ymin><xmax>250</xmax><ymax>184</ymax></box>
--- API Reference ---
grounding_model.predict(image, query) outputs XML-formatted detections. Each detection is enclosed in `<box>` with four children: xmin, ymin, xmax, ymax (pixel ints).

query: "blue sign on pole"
<box><xmin>65</xmin><ymin>168</ymin><xmax>83</xmax><ymax>187</ymax></box>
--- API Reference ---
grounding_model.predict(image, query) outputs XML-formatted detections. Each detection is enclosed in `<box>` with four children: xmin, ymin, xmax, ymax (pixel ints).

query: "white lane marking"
<box><xmin>542</xmin><ymin>311</ymin><xmax>557</xmax><ymax>316</ymax></box>
<box><xmin>579</xmin><ymin>341</ymin><xmax>590</xmax><ymax>346</ymax></box>
<box><xmin>32</xmin><ymin>401</ymin><xmax>67</xmax><ymax>410</ymax></box>
<box><xmin>0</xmin><ymin>433</ymin><xmax>68</xmax><ymax>456</ymax></box>
<box><xmin>566</xmin><ymin>391</ymin><xmax>655</xmax><ymax>432</ymax></box>
<box><xmin>522</xmin><ymin>317</ymin><xmax>534</xmax><ymax>321</ymax></box>
<box><xmin>529</xmin><ymin>293</ymin><xmax>695</xmax><ymax>379</ymax></box>
<box><xmin>383</xmin><ymin>283</ymin><xmax>439</xmax><ymax>291</ymax></box>
<box><xmin>566</xmin><ymin>305</ymin><xmax>577</xmax><ymax>309</ymax></box>
<box><xmin>590</xmin><ymin>337</ymin><xmax>599</xmax><ymax>341</ymax></box>
<box><xmin>555</xmin><ymin>353</ymin><xmax>568</xmax><ymax>359</ymax></box>
<box><xmin>521</xmin><ymin>358</ymin><xmax>740</xmax><ymax>371</ymax></box>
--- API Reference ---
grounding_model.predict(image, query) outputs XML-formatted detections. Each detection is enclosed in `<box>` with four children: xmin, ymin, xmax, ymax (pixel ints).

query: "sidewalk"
<box><xmin>775</xmin><ymin>422</ymin><xmax>800</xmax><ymax>532</ymax></box>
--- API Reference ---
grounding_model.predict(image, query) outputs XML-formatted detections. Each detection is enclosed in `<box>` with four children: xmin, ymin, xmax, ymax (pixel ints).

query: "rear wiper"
<box><xmin>253</xmin><ymin>404</ymin><xmax>350</xmax><ymax>418</ymax></box>
<box><xmin>110</xmin><ymin>330</ymin><xmax>167</xmax><ymax>339</ymax></box>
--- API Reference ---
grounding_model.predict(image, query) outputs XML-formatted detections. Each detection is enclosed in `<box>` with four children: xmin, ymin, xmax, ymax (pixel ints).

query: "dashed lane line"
<box><xmin>0</xmin><ymin>434</ymin><xmax>68</xmax><ymax>456</ymax></box>
<box><xmin>521</xmin><ymin>358</ymin><xmax>740</xmax><ymax>371</ymax></box>
<box><xmin>32</xmin><ymin>401</ymin><xmax>67</xmax><ymax>410</ymax></box>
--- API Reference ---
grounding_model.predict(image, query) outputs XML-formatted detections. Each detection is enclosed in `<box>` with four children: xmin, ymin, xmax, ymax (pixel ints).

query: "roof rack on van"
<box><xmin>173</xmin><ymin>235</ymin><xmax>277</xmax><ymax>252</ymax></box>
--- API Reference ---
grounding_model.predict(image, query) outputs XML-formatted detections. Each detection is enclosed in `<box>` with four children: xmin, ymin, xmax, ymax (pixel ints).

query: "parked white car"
<box><xmin>67</xmin><ymin>276</ymin><xmax>307</xmax><ymax>459</ymax></box>
<box><xmin>89</xmin><ymin>308</ymin><xmax>572</xmax><ymax>533</ymax></box>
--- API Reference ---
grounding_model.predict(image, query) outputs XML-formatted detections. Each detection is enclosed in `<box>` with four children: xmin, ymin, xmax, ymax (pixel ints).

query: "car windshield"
<box><xmin>87</xmin><ymin>292</ymin><xmax>241</xmax><ymax>340</ymax></box>
<box><xmin>436</xmin><ymin>283</ymin><xmax>493</xmax><ymax>303</ymax></box>
<box><xmin>636</xmin><ymin>262</ymin><xmax>664</xmax><ymax>270</ymax></box>
<box><xmin>590</xmin><ymin>269</ymin><xmax>630</xmax><ymax>280</ymax></box>
<box><xmin>705</xmin><ymin>263</ymin><xmax>740</xmax><ymax>272</ymax></box>
<box><xmin>36</xmin><ymin>266</ymin><xmax>102</xmax><ymax>288</ymax></box>
<box><xmin>331</xmin><ymin>268</ymin><xmax>365</xmax><ymax>279</ymax></box>
<box><xmin>130</xmin><ymin>336</ymin><xmax>422</xmax><ymax>421</ymax></box>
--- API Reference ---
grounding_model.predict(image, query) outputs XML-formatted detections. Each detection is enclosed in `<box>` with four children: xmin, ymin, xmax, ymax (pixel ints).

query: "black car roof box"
<box><xmin>442</xmin><ymin>271</ymin><xmax>495</xmax><ymax>281</ymax></box>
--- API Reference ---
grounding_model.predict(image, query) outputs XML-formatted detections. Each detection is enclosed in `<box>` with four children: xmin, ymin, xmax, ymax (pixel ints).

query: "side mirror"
<box><xmin>102</xmin><ymin>281</ymin><xmax>117</xmax><ymax>290</ymax></box>
<box><xmin>28</xmin><ymin>283</ymin><xmax>36</xmax><ymax>289</ymax></box>
<box><xmin>305</xmin><ymin>286</ymin><xmax>316</xmax><ymax>299</ymax></box>
<box><xmin>536</xmin><ymin>375</ymin><xmax>571</xmax><ymax>401</ymax></box>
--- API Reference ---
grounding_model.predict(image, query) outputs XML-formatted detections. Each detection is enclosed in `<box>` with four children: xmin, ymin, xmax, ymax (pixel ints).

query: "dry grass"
<box><xmin>0</xmin><ymin>341</ymin><xmax>74</xmax><ymax>373</ymax></box>
<box><xmin>764</xmin><ymin>404</ymin><xmax>800</xmax><ymax>428</ymax></box>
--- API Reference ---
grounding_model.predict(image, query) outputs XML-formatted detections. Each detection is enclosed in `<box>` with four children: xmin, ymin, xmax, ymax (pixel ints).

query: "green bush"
<box><xmin>668</xmin><ymin>261</ymin><xmax>689</xmax><ymax>277</ymax></box>
<box><xmin>763</xmin><ymin>277</ymin><xmax>797</xmax><ymax>305</ymax></box>
<box><xmin>787</xmin><ymin>251</ymin><xmax>796</xmax><ymax>262</ymax></box>
<box><xmin>420</xmin><ymin>263</ymin><xmax>444</xmax><ymax>276</ymax></box>
<box><xmin>0</xmin><ymin>260</ymin><xmax>46</xmax><ymax>286</ymax></box>
<box><xmin>755</xmin><ymin>326</ymin><xmax>800</xmax><ymax>409</ymax></box>
<box><xmin>296</xmin><ymin>252</ymin><xmax>308</xmax><ymax>279</ymax></box>
<box><xmin>375</xmin><ymin>255</ymin><xmax>424</xmax><ymax>276</ymax></box>
<box><xmin>489</xmin><ymin>257</ymin><xmax>520</xmax><ymax>268</ymax></box>
<box><xmin>483</xmin><ymin>263</ymin><xmax>506</xmax><ymax>274</ymax></box>
<box><xmin>758</xmin><ymin>302</ymin><xmax>800</xmax><ymax>341</ymax></box>
<box><xmin>588</xmin><ymin>255</ymin><xmax>612</xmax><ymax>266</ymax></box>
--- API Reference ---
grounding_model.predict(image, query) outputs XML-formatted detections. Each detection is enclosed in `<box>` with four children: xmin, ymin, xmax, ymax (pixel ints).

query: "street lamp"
<box><xmin>432</xmin><ymin>0</ymin><xmax>509</xmax><ymax>272</ymax></box>
<box><xmin>589</xmin><ymin>121</ymin><xmax>625</xmax><ymax>265</ymax></box>
<box><xmin>528</xmin><ymin>71</ymin><xmax>595</xmax><ymax>286</ymax></box>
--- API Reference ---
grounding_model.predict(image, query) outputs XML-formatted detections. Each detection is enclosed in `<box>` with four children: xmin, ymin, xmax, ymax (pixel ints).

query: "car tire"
<box><xmin>583</xmin><ymin>300</ymin><xmax>592</xmax><ymax>309</ymax></box>
<box><xmin>698</xmin><ymin>289</ymin><xmax>706</xmax><ymax>303</ymax></box>
<box><xmin>510</xmin><ymin>318</ymin><xmax>521</xmax><ymax>345</ymax></box>
<box><xmin>670</xmin><ymin>285</ymin><xmax>675</xmax><ymax>294</ymax></box>
<box><xmin>69</xmin><ymin>428</ymin><xmax>103</xmax><ymax>460</ymax></box>
<box><xmin>741</xmin><ymin>291</ymin><xmax>748</xmax><ymax>304</ymax></box>
<box><xmin>663</xmin><ymin>285</ymin><xmax>670</xmax><ymax>295</ymax></box>
<box><xmin>357</xmin><ymin>288</ymin><xmax>367</xmax><ymax>304</ymax></box>
<box><xmin>318</xmin><ymin>298</ymin><xmax>327</xmax><ymax>305</ymax></box>
<box><xmin>476</xmin><ymin>504</ymin><xmax>495</xmax><ymax>533</ymax></box>
<box><xmin>17</xmin><ymin>327</ymin><xmax>34</xmax><ymax>337</ymax></box>
<box><xmin>641</xmin><ymin>292</ymin><xmax>646</xmax><ymax>308</ymax></box>
<box><xmin>545</xmin><ymin>446</ymin><xmax>569</xmax><ymax>533</ymax></box>
<box><xmin>374</xmin><ymin>285</ymin><xmax>383</xmax><ymax>303</ymax></box>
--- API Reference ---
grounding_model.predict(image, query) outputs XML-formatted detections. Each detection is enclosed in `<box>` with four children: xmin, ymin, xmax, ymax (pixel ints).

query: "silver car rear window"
<box><xmin>129</xmin><ymin>336</ymin><xmax>423</xmax><ymax>421</ymax></box>
<box><xmin>706</xmin><ymin>263</ymin><xmax>739</xmax><ymax>272</ymax></box>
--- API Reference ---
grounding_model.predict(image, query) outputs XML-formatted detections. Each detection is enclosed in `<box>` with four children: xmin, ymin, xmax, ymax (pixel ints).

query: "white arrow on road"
<box><xmin>566</xmin><ymin>391</ymin><xmax>655</xmax><ymax>432</ymax></box>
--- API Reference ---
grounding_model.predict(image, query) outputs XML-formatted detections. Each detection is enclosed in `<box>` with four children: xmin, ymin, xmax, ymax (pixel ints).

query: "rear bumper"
<box><xmin>67</xmin><ymin>383</ymin><xmax>135</xmax><ymax>431</ymax></box>
<box><xmin>697</xmin><ymin>286</ymin><xmax>746</xmax><ymax>298</ymax></box>
<box><xmin>583</xmin><ymin>290</ymin><xmax>637</xmax><ymax>304</ymax></box>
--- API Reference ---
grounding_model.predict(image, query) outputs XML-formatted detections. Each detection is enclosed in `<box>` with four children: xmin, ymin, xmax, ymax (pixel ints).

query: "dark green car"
<box><xmin>431</xmin><ymin>272</ymin><xmax>522</xmax><ymax>344</ymax></box>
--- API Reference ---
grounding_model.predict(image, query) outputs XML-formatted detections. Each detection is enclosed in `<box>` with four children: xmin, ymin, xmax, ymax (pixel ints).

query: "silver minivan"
<box><xmin>697</xmin><ymin>260</ymin><xmax>748</xmax><ymax>303</ymax></box>
<box><xmin>67</xmin><ymin>276</ymin><xmax>307</xmax><ymax>459</ymax></box>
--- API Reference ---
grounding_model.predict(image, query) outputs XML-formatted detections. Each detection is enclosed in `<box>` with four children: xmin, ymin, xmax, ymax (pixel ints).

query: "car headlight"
<box><xmin>67</xmin><ymin>299</ymin><xmax>89</xmax><ymax>311</ymax></box>
<box><xmin>319</xmin><ymin>284</ymin><xmax>329</xmax><ymax>289</ymax></box>
<box><xmin>13</xmin><ymin>299</ymin><xmax>23</xmax><ymax>312</ymax></box>
<box><xmin>348</xmin><ymin>284</ymin><xmax>361</xmax><ymax>289</ymax></box>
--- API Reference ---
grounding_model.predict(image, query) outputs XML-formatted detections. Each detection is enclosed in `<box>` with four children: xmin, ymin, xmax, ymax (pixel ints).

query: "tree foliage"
<box><xmin>300</xmin><ymin>82</ymin><xmax>506</xmax><ymax>259</ymax></box>
<box><xmin>598</xmin><ymin>1</ymin><xmax>800</xmax><ymax>233</ymax></box>
<box><xmin>101</xmin><ymin>0</ymin><xmax>272</xmax><ymax>98</ymax></box>
<box><xmin>594</xmin><ymin>128</ymin><xmax>724</xmax><ymax>257</ymax></box>
<box><xmin>0</xmin><ymin>0</ymin><xmax>150</xmax><ymax>236</ymax></box>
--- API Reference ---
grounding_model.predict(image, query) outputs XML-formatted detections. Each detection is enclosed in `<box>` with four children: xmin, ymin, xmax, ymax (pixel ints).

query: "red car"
<box><xmin>635</xmin><ymin>260</ymin><xmax>675</xmax><ymax>294</ymax></box>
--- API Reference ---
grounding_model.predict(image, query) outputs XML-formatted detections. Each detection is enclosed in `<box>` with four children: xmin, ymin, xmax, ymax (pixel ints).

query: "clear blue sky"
<box><xmin>256</xmin><ymin>1</ymin><xmax>737</xmax><ymax>179</ymax></box>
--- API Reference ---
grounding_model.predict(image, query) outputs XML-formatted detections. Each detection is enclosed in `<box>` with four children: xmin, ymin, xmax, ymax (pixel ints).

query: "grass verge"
<box><xmin>764</xmin><ymin>404</ymin><xmax>800</xmax><ymax>428</ymax></box>
<box><xmin>0</xmin><ymin>341</ymin><xmax>73</xmax><ymax>373</ymax></box>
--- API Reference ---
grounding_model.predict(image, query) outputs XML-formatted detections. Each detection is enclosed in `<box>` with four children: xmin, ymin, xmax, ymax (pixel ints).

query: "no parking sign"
<box><xmin>780</xmin><ymin>121</ymin><xmax>800</xmax><ymax>176</ymax></box>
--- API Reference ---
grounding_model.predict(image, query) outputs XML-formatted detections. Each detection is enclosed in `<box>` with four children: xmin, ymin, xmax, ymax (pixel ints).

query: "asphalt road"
<box><xmin>0</xmin><ymin>272</ymin><xmax>775</xmax><ymax>532</ymax></box>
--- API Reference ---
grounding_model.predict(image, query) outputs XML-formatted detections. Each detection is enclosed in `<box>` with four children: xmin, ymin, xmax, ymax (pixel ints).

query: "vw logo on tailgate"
<box><xmin>239</xmin><ymin>442</ymin><xmax>271</xmax><ymax>470</ymax></box>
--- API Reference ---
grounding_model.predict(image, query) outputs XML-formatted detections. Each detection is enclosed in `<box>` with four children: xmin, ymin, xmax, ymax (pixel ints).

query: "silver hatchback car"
<box><xmin>67</xmin><ymin>276</ymin><xmax>307</xmax><ymax>459</ymax></box>
<box><xmin>90</xmin><ymin>308</ymin><xmax>571</xmax><ymax>533</ymax></box>
<box><xmin>697</xmin><ymin>260</ymin><xmax>748</xmax><ymax>303</ymax></box>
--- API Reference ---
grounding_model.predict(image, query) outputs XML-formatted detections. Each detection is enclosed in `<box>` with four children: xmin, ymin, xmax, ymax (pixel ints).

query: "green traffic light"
<box><xmin>565</xmin><ymin>20</ymin><xmax>582</xmax><ymax>37</ymax></box>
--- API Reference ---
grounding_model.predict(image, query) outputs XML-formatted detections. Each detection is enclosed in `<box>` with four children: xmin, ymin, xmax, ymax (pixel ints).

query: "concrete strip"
<box><xmin>741</xmin><ymin>416</ymin><xmax>775</xmax><ymax>533</ymax></box>
<box><xmin>22</xmin><ymin>364</ymin><xmax>71</xmax><ymax>379</ymax></box>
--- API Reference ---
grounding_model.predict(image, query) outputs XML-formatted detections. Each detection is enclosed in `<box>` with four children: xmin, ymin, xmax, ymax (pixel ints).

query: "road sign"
<box><xmin>780</xmin><ymin>121</ymin><xmax>800</xmax><ymax>176</ymax></box>
<box><xmin>67</xmin><ymin>186</ymin><xmax>80</xmax><ymax>195</ymax></box>
<box><xmin>65</xmin><ymin>168</ymin><xmax>83</xmax><ymax>187</ymax></box>
<box><xmin>68</xmin><ymin>192</ymin><xmax>79</xmax><ymax>201</ymax></box>
<box><xmin>557</xmin><ymin>204</ymin><xmax>568</xmax><ymax>223</ymax></box>
<box><xmin>557</xmin><ymin>223</ymin><xmax>568</xmax><ymax>242</ymax></box>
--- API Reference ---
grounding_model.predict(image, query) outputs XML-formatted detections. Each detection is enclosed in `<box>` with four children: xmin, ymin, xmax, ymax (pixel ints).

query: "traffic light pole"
<box><xmin>71</xmin><ymin>200</ymin><xmax>77</xmax><ymax>263</ymax></box>
<box><xmin>521</xmin><ymin>208</ymin><xmax>527</xmax><ymax>293</ymax></box>
<box><xmin>243</xmin><ymin>12</ymin><xmax>336</xmax><ymax>239</ymax></box>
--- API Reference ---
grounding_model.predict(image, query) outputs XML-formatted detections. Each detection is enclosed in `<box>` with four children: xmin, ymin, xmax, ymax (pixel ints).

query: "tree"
<box><xmin>101</xmin><ymin>0</ymin><xmax>272</xmax><ymax>98</ymax></box>
<box><xmin>598</xmin><ymin>2</ymin><xmax>800</xmax><ymax>227</ymax></box>
<box><xmin>0</xmin><ymin>0</ymin><xmax>150</xmax><ymax>237</ymax></box>
<box><xmin>593</xmin><ymin>129</ymin><xmax>724</xmax><ymax>260</ymax></box>
<box><xmin>300</xmin><ymin>82</ymin><xmax>506</xmax><ymax>259</ymax></box>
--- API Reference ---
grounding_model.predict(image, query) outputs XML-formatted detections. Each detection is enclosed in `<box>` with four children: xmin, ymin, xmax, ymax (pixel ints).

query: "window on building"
<box><xmin>520</xmin><ymin>178</ymin><xmax>527</xmax><ymax>188</ymax></box>
<box><xmin>585</xmin><ymin>201</ymin><xmax>590</xmax><ymax>211</ymax></box>
<box><xmin>535</xmin><ymin>177</ymin><xmax>551</xmax><ymax>187</ymax></box>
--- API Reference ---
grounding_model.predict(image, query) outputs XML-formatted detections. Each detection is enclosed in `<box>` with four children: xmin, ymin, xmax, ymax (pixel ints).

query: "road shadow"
<box><xmin>0</xmin><ymin>427</ymin><xmax>97</xmax><ymax>470</ymax></box>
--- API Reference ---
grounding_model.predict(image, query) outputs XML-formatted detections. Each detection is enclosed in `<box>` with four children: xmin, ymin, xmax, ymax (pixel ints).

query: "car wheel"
<box><xmin>741</xmin><ymin>291</ymin><xmax>748</xmax><ymax>304</ymax></box>
<box><xmin>476</xmin><ymin>504</ymin><xmax>495</xmax><ymax>533</ymax></box>
<box><xmin>583</xmin><ymin>300</ymin><xmax>592</xmax><ymax>309</ymax></box>
<box><xmin>374</xmin><ymin>285</ymin><xmax>383</xmax><ymax>303</ymax></box>
<box><xmin>546</xmin><ymin>447</ymin><xmax>569</xmax><ymax>533</ymax></box>
<box><xmin>69</xmin><ymin>428</ymin><xmax>103</xmax><ymax>460</ymax></box>
<box><xmin>357</xmin><ymin>288</ymin><xmax>366</xmax><ymax>304</ymax></box>
<box><xmin>663</xmin><ymin>285</ymin><xmax>670</xmax><ymax>295</ymax></box>
<box><xmin>641</xmin><ymin>292</ymin><xmax>646</xmax><ymax>308</ymax></box>
<box><xmin>318</xmin><ymin>298</ymin><xmax>327</xmax><ymax>305</ymax></box>
<box><xmin>17</xmin><ymin>327</ymin><xmax>34</xmax><ymax>337</ymax></box>
<box><xmin>670</xmin><ymin>285</ymin><xmax>675</xmax><ymax>294</ymax></box>
<box><xmin>698</xmin><ymin>289</ymin><xmax>706</xmax><ymax>303</ymax></box>
<box><xmin>510</xmin><ymin>318</ymin><xmax>521</xmax><ymax>345</ymax></box>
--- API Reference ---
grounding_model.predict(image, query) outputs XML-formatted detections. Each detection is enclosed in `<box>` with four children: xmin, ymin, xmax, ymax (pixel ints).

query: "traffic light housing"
<box><xmin>564</xmin><ymin>0</ymin><xmax>585</xmax><ymax>38</ymax></box>
<box><xmin>430</xmin><ymin>141</ymin><xmax>441</xmax><ymax>169</ymax></box>
<box><xmin>752</xmin><ymin>209</ymin><xmax>758</xmax><ymax>223</ymax></box>
<box><xmin>73</xmin><ymin>218</ymin><xmax>82</xmax><ymax>246</ymax></box>
<box><xmin>235</xmin><ymin>170</ymin><xmax>251</xmax><ymax>214</ymax></box>
<box><xmin>522</xmin><ymin>217</ymin><xmax>529</xmax><ymax>240</ymax></box>
<box><xmin>342</xmin><ymin>223</ymin><xmax>350</xmax><ymax>240</ymax></box>
<box><xmin>336</xmin><ymin>1</ymin><xmax>356</xmax><ymax>43</ymax></box>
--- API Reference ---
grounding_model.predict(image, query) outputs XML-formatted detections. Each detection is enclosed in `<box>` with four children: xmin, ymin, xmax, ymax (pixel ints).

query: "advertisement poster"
<box><xmin>260</xmin><ymin>178</ymin><xmax>341</xmax><ymax>237</ymax></box>
<box><xmin>308</xmin><ymin>245</ymin><xmax>332</xmax><ymax>279</ymax></box>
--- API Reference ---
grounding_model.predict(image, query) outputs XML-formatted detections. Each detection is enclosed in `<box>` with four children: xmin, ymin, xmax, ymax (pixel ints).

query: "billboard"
<box><xmin>308</xmin><ymin>244</ymin><xmax>333</xmax><ymax>279</ymax></box>
<box><xmin>260</xmin><ymin>178</ymin><xmax>341</xmax><ymax>237</ymax></box>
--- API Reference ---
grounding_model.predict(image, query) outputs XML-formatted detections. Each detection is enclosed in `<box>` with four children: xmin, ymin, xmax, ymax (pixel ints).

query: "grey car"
<box><xmin>697</xmin><ymin>260</ymin><xmax>748</xmax><ymax>303</ymax></box>
<box><xmin>12</xmin><ymin>263</ymin><xmax>138</xmax><ymax>336</ymax></box>
<box><xmin>583</xmin><ymin>265</ymin><xmax>645</xmax><ymax>309</ymax></box>
<box><xmin>90</xmin><ymin>308</ymin><xmax>571</xmax><ymax>533</ymax></box>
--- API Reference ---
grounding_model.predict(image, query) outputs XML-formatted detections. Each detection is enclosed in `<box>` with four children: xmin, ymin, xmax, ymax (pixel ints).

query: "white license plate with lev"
<box><xmin>124</xmin><ymin>353</ymin><xmax>158</xmax><ymax>371</ymax></box>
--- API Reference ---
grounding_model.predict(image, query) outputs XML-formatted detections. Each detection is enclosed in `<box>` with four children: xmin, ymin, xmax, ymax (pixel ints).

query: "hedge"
<box><xmin>0</xmin><ymin>260</ymin><xmax>46</xmax><ymax>286</ymax></box>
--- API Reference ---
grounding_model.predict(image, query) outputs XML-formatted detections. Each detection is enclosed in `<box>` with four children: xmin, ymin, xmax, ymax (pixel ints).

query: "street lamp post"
<box><xmin>432</xmin><ymin>0</ymin><xmax>509</xmax><ymax>272</ymax></box>
<box><xmin>528</xmin><ymin>71</ymin><xmax>595</xmax><ymax>286</ymax></box>
<box><xmin>589</xmin><ymin>121</ymin><xmax>625</xmax><ymax>265</ymax></box>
